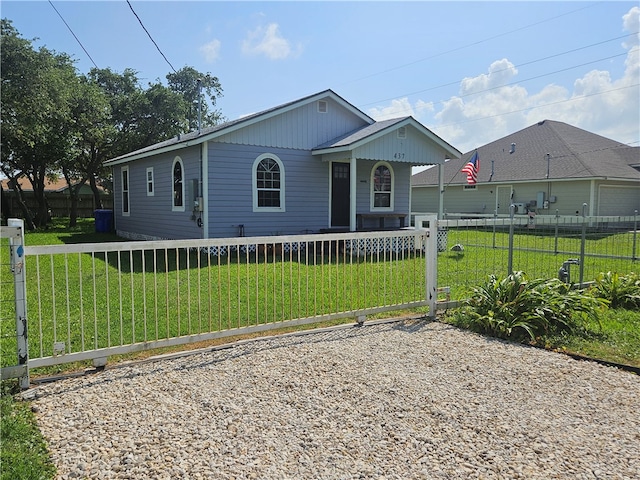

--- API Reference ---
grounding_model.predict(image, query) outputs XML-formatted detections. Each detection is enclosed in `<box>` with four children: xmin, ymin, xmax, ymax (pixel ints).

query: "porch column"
<box><xmin>350</xmin><ymin>155</ymin><xmax>357</xmax><ymax>231</ymax></box>
<box><xmin>201</xmin><ymin>141</ymin><xmax>208</xmax><ymax>238</ymax></box>
<box><xmin>438</xmin><ymin>163</ymin><xmax>445</xmax><ymax>220</ymax></box>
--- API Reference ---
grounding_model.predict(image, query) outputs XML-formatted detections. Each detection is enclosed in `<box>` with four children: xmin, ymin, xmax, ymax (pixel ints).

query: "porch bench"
<box><xmin>357</xmin><ymin>213</ymin><xmax>407</xmax><ymax>230</ymax></box>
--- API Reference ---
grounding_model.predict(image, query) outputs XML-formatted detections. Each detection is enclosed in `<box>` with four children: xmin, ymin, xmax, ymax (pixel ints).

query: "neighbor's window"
<box><xmin>121</xmin><ymin>166</ymin><xmax>130</xmax><ymax>216</ymax></box>
<box><xmin>252</xmin><ymin>153</ymin><xmax>285</xmax><ymax>212</ymax></box>
<box><xmin>146</xmin><ymin>167</ymin><xmax>154</xmax><ymax>196</ymax></box>
<box><xmin>371</xmin><ymin>162</ymin><xmax>394</xmax><ymax>210</ymax></box>
<box><xmin>172</xmin><ymin>157</ymin><xmax>185</xmax><ymax>211</ymax></box>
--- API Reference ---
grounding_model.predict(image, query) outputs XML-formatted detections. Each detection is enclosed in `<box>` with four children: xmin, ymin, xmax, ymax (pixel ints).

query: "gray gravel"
<box><xmin>29</xmin><ymin>320</ymin><xmax>640</xmax><ymax>480</ymax></box>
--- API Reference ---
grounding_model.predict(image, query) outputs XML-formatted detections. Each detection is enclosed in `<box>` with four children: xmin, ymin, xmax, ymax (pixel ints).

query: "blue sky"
<box><xmin>3</xmin><ymin>1</ymin><xmax>639</xmax><ymax>154</ymax></box>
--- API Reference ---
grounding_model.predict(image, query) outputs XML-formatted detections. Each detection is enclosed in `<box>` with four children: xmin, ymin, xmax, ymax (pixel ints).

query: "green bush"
<box><xmin>589</xmin><ymin>271</ymin><xmax>640</xmax><ymax>310</ymax></box>
<box><xmin>451</xmin><ymin>271</ymin><xmax>607</xmax><ymax>342</ymax></box>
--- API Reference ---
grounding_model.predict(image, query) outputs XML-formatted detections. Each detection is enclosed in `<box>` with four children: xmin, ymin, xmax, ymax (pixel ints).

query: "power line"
<box><xmin>48</xmin><ymin>0</ymin><xmax>98</xmax><ymax>68</ymax></box>
<box><xmin>361</xmin><ymin>51</ymin><xmax>631</xmax><ymax>122</ymax></box>
<box><xmin>127</xmin><ymin>0</ymin><xmax>177</xmax><ymax>74</ymax></box>
<box><xmin>359</xmin><ymin>32</ymin><xmax>637</xmax><ymax>108</ymax></box>
<box><xmin>436</xmin><ymin>83</ymin><xmax>640</xmax><ymax>130</ymax></box>
<box><xmin>339</xmin><ymin>1</ymin><xmax>605</xmax><ymax>87</ymax></box>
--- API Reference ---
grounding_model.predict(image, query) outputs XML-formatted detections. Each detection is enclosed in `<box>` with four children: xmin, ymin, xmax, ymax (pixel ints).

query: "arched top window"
<box><xmin>252</xmin><ymin>153</ymin><xmax>285</xmax><ymax>212</ymax></box>
<box><xmin>370</xmin><ymin>162</ymin><xmax>394</xmax><ymax>211</ymax></box>
<box><xmin>172</xmin><ymin>157</ymin><xmax>185</xmax><ymax>212</ymax></box>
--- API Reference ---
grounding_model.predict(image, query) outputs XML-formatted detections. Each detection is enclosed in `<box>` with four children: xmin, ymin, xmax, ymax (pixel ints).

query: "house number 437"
<box><xmin>393</xmin><ymin>152</ymin><xmax>405</xmax><ymax>159</ymax></box>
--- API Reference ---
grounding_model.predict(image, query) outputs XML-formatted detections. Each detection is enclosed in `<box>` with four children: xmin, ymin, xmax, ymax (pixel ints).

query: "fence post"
<box><xmin>415</xmin><ymin>215</ymin><xmax>438</xmax><ymax>319</ymax></box>
<box><xmin>633</xmin><ymin>210</ymin><xmax>638</xmax><ymax>262</ymax></box>
<box><xmin>508</xmin><ymin>204</ymin><xmax>515</xmax><ymax>274</ymax></box>
<box><xmin>579</xmin><ymin>203</ymin><xmax>587</xmax><ymax>285</ymax></box>
<box><xmin>554</xmin><ymin>209</ymin><xmax>560</xmax><ymax>254</ymax></box>
<box><xmin>8</xmin><ymin>218</ymin><xmax>29</xmax><ymax>389</ymax></box>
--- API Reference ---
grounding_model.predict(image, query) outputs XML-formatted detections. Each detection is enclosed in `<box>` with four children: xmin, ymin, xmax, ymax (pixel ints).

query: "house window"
<box><xmin>146</xmin><ymin>167</ymin><xmax>154</xmax><ymax>196</ymax></box>
<box><xmin>252</xmin><ymin>153</ymin><xmax>285</xmax><ymax>212</ymax></box>
<box><xmin>172</xmin><ymin>157</ymin><xmax>185</xmax><ymax>212</ymax></box>
<box><xmin>371</xmin><ymin>162</ymin><xmax>394</xmax><ymax>210</ymax></box>
<box><xmin>121</xmin><ymin>166</ymin><xmax>130</xmax><ymax>216</ymax></box>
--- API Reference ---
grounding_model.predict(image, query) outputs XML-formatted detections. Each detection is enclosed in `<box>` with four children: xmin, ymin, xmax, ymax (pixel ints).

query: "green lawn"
<box><xmin>0</xmin><ymin>218</ymin><xmax>638</xmax><ymax>480</ymax></box>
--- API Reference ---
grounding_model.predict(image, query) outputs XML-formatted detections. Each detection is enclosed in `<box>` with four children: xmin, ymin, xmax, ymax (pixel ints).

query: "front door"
<box><xmin>496</xmin><ymin>186</ymin><xmax>513</xmax><ymax>215</ymax></box>
<box><xmin>331</xmin><ymin>163</ymin><xmax>350</xmax><ymax>227</ymax></box>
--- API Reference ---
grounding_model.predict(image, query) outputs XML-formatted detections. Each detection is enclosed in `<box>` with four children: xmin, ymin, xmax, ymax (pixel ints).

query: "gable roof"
<box><xmin>104</xmin><ymin>89</ymin><xmax>374</xmax><ymax>166</ymax></box>
<box><xmin>312</xmin><ymin>116</ymin><xmax>461</xmax><ymax>161</ymax></box>
<box><xmin>412</xmin><ymin>120</ymin><xmax>640</xmax><ymax>186</ymax></box>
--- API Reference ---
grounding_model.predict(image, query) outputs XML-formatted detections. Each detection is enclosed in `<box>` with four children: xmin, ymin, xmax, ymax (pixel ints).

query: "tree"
<box><xmin>166</xmin><ymin>67</ymin><xmax>224</xmax><ymax>131</ymax></box>
<box><xmin>60</xmin><ymin>75</ymin><xmax>113</xmax><ymax>226</ymax></box>
<box><xmin>1</xmin><ymin>19</ymin><xmax>77</xmax><ymax>229</ymax></box>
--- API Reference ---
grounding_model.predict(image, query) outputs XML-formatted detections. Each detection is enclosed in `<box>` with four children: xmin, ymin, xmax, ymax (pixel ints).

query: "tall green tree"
<box><xmin>166</xmin><ymin>67</ymin><xmax>224</xmax><ymax>131</ymax></box>
<box><xmin>60</xmin><ymin>76</ymin><xmax>113</xmax><ymax>226</ymax></box>
<box><xmin>1</xmin><ymin>19</ymin><xmax>76</xmax><ymax>229</ymax></box>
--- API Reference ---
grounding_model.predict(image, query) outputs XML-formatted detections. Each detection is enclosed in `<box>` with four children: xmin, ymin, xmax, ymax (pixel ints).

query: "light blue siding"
<box><xmin>355</xmin><ymin>160</ymin><xmax>412</xmax><ymax>229</ymax></box>
<box><xmin>208</xmin><ymin>143</ymin><xmax>330</xmax><ymax>238</ymax></box>
<box><xmin>215</xmin><ymin>98</ymin><xmax>369</xmax><ymax>150</ymax></box>
<box><xmin>113</xmin><ymin>146</ymin><xmax>204</xmax><ymax>239</ymax></box>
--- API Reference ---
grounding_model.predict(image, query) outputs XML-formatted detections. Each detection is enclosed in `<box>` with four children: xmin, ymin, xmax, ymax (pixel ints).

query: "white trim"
<box><xmin>350</xmin><ymin>157</ymin><xmax>357</xmax><ymax>231</ymax></box>
<box><xmin>121</xmin><ymin>166</ymin><xmax>130</xmax><ymax>216</ymax></box>
<box><xmin>252</xmin><ymin>153</ymin><xmax>286</xmax><ymax>213</ymax></box>
<box><xmin>146</xmin><ymin>167</ymin><xmax>154</xmax><ymax>196</ymax></box>
<box><xmin>370</xmin><ymin>161</ymin><xmax>394</xmax><ymax>211</ymax></box>
<box><xmin>172</xmin><ymin>157</ymin><xmax>186</xmax><ymax>212</ymax></box>
<box><xmin>201</xmin><ymin>142</ymin><xmax>209</xmax><ymax>238</ymax></box>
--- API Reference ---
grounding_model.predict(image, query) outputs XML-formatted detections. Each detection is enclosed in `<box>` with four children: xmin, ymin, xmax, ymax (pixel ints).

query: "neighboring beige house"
<box><xmin>411</xmin><ymin>120</ymin><xmax>640</xmax><ymax>218</ymax></box>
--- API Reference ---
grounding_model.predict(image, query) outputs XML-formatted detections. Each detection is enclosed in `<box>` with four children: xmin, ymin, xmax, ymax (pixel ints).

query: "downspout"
<box><xmin>589</xmin><ymin>179</ymin><xmax>596</xmax><ymax>216</ymax></box>
<box><xmin>350</xmin><ymin>155</ymin><xmax>357</xmax><ymax>231</ymax></box>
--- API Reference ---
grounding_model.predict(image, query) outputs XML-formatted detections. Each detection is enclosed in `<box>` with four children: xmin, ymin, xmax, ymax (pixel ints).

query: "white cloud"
<box><xmin>368</xmin><ymin>97</ymin><xmax>415</xmax><ymax>120</ymax></box>
<box><xmin>377</xmin><ymin>6</ymin><xmax>640</xmax><ymax>153</ymax></box>
<box><xmin>241</xmin><ymin>23</ymin><xmax>301</xmax><ymax>60</ymax></box>
<box><xmin>200</xmin><ymin>39</ymin><xmax>221</xmax><ymax>63</ymax></box>
<box><xmin>622</xmin><ymin>6</ymin><xmax>640</xmax><ymax>49</ymax></box>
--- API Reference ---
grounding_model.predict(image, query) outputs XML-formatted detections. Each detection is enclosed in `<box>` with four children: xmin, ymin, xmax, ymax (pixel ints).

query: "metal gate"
<box><xmin>1</xmin><ymin>217</ymin><xmax>439</xmax><ymax>388</ymax></box>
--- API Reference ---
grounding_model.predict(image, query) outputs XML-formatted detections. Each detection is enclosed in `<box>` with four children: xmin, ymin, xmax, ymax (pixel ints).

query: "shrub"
<box><xmin>452</xmin><ymin>271</ymin><xmax>606</xmax><ymax>342</ymax></box>
<box><xmin>589</xmin><ymin>272</ymin><xmax>640</xmax><ymax>310</ymax></box>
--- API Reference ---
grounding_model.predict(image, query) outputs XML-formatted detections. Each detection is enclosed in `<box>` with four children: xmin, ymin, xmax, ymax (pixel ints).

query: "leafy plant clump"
<box><xmin>589</xmin><ymin>271</ymin><xmax>640</xmax><ymax>310</ymax></box>
<box><xmin>451</xmin><ymin>271</ymin><xmax>607</xmax><ymax>342</ymax></box>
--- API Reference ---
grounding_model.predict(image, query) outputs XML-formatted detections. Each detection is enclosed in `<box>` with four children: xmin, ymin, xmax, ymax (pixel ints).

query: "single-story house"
<box><xmin>411</xmin><ymin>120</ymin><xmax>640</xmax><ymax>218</ymax></box>
<box><xmin>104</xmin><ymin>89</ymin><xmax>461</xmax><ymax>240</ymax></box>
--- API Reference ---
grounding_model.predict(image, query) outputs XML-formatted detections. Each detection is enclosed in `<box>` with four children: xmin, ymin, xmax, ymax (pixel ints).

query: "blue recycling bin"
<box><xmin>94</xmin><ymin>209</ymin><xmax>113</xmax><ymax>233</ymax></box>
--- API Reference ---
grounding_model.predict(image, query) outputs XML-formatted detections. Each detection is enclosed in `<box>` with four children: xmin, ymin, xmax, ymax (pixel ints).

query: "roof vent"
<box><xmin>397</xmin><ymin>127</ymin><xmax>407</xmax><ymax>139</ymax></box>
<box><xmin>318</xmin><ymin>100</ymin><xmax>328</xmax><ymax>113</ymax></box>
<box><xmin>538</xmin><ymin>120</ymin><xmax>546</xmax><ymax>125</ymax></box>
<box><xmin>509</xmin><ymin>143</ymin><xmax>516</xmax><ymax>154</ymax></box>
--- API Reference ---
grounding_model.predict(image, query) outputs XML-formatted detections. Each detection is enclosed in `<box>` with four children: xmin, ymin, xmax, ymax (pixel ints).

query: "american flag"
<box><xmin>461</xmin><ymin>151</ymin><xmax>480</xmax><ymax>185</ymax></box>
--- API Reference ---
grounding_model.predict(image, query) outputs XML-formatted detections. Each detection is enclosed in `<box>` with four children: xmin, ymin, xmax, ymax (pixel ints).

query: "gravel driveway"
<box><xmin>29</xmin><ymin>320</ymin><xmax>640</xmax><ymax>480</ymax></box>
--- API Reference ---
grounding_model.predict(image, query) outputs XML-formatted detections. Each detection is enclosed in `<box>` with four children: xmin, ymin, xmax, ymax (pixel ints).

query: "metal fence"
<box><xmin>1</xmin><ymin>221</ymin><xmax>436</xmax><ymax>385</ymax></box>
<box><xmin>434</xmin><ymin>212</ymin><xmax>638</xmax><ymax>300</ymax></box>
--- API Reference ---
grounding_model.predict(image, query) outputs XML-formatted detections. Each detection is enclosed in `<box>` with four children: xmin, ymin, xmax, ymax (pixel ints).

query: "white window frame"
<box><xmin>172</xmin><ymin>157</ymin><xmax>185</xmax><ymax>212</ymax></box>
<box><xmin>146</xmin><ymin>167</ymin><xmax>154</xmax><ymax>196</ymax></box>
<box><xmin>252</xmin><ymin>153</ymin><xmax>285</xmax><ymax>212</ymax></box>
<box><xmin>370</xmin><ymin>161</ymin><xmax>394</xmax><ymax>211</ymax></box>
<box><xmin>121</xmin><ymin>166</ymin><xmax>130</xmax><ymax>216</ymax></box>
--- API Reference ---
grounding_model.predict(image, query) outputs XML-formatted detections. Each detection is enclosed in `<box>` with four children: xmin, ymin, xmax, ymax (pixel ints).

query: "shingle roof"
<box><xmin>104</xmin><ymin>89</ymin><xmax>373</xmax><ymax>165</ymax></box>
<box><xmin>411</xmin><ymin>120</ymin><xmax>640</xmax><ymax>186</ymax></box>
<box><xmin>314</xmin><ymin>117</ymin><xmax>410</xmax><ymax>150</ymax></box>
